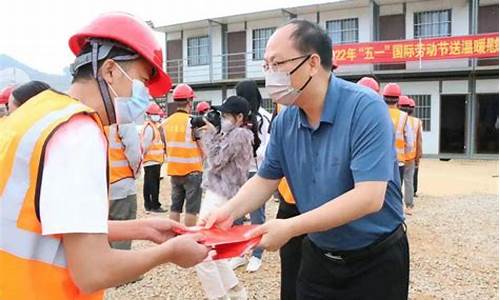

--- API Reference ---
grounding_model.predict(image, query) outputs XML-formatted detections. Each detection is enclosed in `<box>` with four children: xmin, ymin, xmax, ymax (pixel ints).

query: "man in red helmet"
<box><xmin>161</xmin><ymin>83</ymin><xmax>204</xmax><ymax>227</ymax></box>
<box><xmin>382</xmin><ymin>83</ymin><xmax>412</xmax><ymax>185</ymax></box>
<box><xmin>196</xmin><ymin>101</ymin><xmax>211</xmax><ymax>115</ymax></box>
<box><xmin>0</xmin><ymin>13</ymin><xmax>209</xmax><ymax>299</ymax></box>
<box><xmin>357</xmin><ymin>76</ymin><xmax>380</xmax><ymax>93</ymax></box>
<box><xmin>398</xmin><ymin>96</ymin><xmax>422</xmax><ymax>215</ymax></box>
<box><xmin>142</xmin><ymin>103</ymin><xmax>167</xmax><ymax>213</ymax></box>
<box><xmin>0</xmin><ymin>85</ymin><xmax>15</xmax><ymax>118</ymax></box>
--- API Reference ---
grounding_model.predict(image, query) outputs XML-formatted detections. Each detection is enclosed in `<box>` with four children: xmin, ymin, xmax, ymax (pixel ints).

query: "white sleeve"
<box><xmin>141</xmin><ymin>125</ymin><xmax>154</xmax><ymax>151</ymax></box>
<box><xmin>256</xmin><ymin>109</ymin><xmax>272</xmax><ymax>166</ymax></box>
<box><xmin>118</xmin><ymin>124</ymin><xmax>143</xmax><ymax>176</ymax></box>
<box><xmin>40</xmin><ymin>115</ymin><xmax>109</xmax><ymax>236</ymax></box>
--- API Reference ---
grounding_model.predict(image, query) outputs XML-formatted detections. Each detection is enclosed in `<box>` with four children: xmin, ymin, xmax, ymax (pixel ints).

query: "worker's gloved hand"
<box><xmin>160</xmin><ymin>233</ymin><xmax>211</xmax><ymax>268</ymax></box>
<box><xmin>139</xmin><ymin>218</ymin><xmax>187</xmax><ymax>244</ymax></box>
<box><xmin>198</xmin><ymin>204</ymin><xmax>234</xmax><ymax>230</ymax></box>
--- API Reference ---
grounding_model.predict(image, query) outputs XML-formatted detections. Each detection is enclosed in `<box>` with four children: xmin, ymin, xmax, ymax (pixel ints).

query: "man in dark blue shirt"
<box><xmin>204</xmin><ymin>19</ymin><xmax>409</xmax><ymax>300</ymax></box>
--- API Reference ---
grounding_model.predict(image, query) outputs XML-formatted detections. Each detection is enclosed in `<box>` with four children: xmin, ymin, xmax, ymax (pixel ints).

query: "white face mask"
<box><xmin>265</xmin><ymin>55</ymin><xmax>312</xmax><ymax>106</ymax></box>
<box><xmin>221</xmin><ymin>118</ymin><xmax>235</xmax><ymax>133</ymax></box>
<box><xmin>108</xmin><ymin>63</ymin><xmax>150</xmax><ymax>125</ymax></box>
<box><xmin>151</xmin><ymin>115</ymin><xmax>161</xmax><ymax>122</ymax></box>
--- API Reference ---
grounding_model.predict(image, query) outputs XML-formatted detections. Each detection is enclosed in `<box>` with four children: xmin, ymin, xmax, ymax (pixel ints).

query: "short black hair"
<box><xmin>12</xmin><ymin>80</ymin><xmax>51</xmax><ymax>106</ymax></box>
<box><xmin>287</xmin><ymin>19</ymin><xmax>333</xmax><ymax>71</ymax></box>
<box><xmin>71</xmin><ymin>43</ymin><xmax>137</xmax><ymax>83</ymax></box>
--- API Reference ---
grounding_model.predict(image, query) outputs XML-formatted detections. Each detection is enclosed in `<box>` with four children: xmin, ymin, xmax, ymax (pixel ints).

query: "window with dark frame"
<box><xmin>252</xmin><ymin>28</ymin><xmax>275</xmax><ymax>60</ymax></box>
<box><xmin>408</xmin><ymin>95</ymin><xmax>432</xmax><ymax>132</ymax></box>
<box><xmin>414</xmin><ymin>9</ymin><xmax>452</xmax><ymax>39</ymax></box>
<box><xmin>187</xmin><ymin>36</ymin><xmax>209</xmax><ymax>66</ymax></box>
<box><xmin>326</xmin><ymin>18</ymin><xmax>359</xmax><ymax>44</ymax></box>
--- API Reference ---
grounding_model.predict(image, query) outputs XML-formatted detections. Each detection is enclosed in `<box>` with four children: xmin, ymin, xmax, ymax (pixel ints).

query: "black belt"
<box><xmin>313</xmin><ymin>223</ymin><xmax>406</xmax><ymax>264</ymax></box>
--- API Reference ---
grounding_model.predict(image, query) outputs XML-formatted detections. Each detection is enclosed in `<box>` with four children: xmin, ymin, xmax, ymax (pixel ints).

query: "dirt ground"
<box><xmin>106</xmin><ymin>159</ymin><xmax>499</xmax><ymax>300</ymax></box>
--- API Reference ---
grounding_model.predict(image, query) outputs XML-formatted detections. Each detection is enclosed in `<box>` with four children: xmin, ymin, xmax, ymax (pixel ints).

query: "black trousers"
<box><xmin>414</xmin><ymin>166</ymin><xmax>419</xmax><ymax>194</ymax></box>
<box><xmin>399</xmin><ymin>165</ymin><xmax>405</xmax><ymax>189</ymax></box>
<box><xmin>276</xmin><ymin>197</ymin><xmax>305</xmax><ymax>300</ymax></box>
<box><xmin>143</xmin><ymin>164</ymin><xmax>162</xmax><ymax>210</ymax></box>
<box><xmin>297</xmin><ymin>228</ymin><xmax>410</xmax><ymax>300</ymax></box>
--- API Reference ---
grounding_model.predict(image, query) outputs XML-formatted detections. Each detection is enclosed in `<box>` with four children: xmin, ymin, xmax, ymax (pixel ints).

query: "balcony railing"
<box><xmin>166</xmin><ymin>52</ymin><xmax>265</xmax><ymax>85</ymax></box>
<box><xmin>165</xmin><ymin>51</ymin><xmax>498</xmax><ymax>85</ymax></box>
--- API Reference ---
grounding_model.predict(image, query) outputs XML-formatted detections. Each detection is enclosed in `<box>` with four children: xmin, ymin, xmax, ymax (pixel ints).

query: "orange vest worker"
<box><xmin>0</xmin><ymin>90</ymin><xmax>105</xmax><ymax>300</ymax></box>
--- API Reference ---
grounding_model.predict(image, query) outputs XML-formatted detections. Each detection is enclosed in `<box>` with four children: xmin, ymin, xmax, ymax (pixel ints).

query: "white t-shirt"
<box><xmin>249</xmin><ymin>107</ymin><xmax>272</xmax><ymax>172</ymax></box>
<box><xmin>40</xmin><ymin>114</ymin><xmax>109</xmax><ymax>236</ymax></box>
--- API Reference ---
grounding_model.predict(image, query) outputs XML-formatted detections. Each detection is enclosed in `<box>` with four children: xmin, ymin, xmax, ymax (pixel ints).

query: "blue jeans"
<box><xmin>234</xmin><ymin>172</ymin><xmax>265</xmax><ymax>259</ymax></box>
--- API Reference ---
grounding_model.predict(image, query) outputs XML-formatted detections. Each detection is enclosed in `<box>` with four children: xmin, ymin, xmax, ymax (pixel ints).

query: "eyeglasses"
<box><xmin>262</xmin><ymin>54</ymin><xmax>311</xmax><ymax>72</ymax></box>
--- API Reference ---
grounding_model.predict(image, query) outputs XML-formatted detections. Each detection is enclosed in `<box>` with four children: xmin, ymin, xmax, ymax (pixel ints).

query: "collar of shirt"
<box><xmin>298</xmin><ymin>75</ymin><xmax>338</xmax><ymax>130</ymax></box>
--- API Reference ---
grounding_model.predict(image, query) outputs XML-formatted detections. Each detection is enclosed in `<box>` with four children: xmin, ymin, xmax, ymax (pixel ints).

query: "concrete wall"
<box><xmin>476</xmin><ymin>79</ymin><xmax>499</xmax><ymax>93</ymax></box>
<box><xmin>182</xmin><ymin>26</ymin><xmax>223</xmax><ymax>83</ymax></box>
<box><xmin>406</xmin><ymin>0</ymin><xmax>470</xmax><ymax>71</ymax></box>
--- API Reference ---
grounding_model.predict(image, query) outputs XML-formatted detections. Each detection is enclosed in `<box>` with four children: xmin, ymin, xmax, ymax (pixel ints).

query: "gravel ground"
<box><xmin>106</xmin><ymin>159</ymin><xmax>498</xmax><ymax>300</ymax></box>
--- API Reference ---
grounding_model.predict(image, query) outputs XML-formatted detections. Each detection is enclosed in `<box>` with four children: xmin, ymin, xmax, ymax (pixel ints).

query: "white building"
<box><xmin>155</xmin><ymin>0</ymin><xmax>499</xmax><ymax>159</ymax></box>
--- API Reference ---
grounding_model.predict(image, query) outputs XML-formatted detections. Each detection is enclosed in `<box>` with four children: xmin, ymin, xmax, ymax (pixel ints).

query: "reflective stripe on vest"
<box><xmin>404</xmin><ymin>116</ymin><xmax>421</xmax><ymax>161</ymax></box>
<box><xmin>163</xmin><ymin>112</ymin><xmax>203</xmax><ymax>176</ymax></box>
<box><xmin>278</xmin><ymin>178</ymin><xmax>295</xmax><ymax>205</ymax></box>
<box><xmin>388</xmin><ymin>108</ymin><xmax>408</xmax><ymax>162</ymax></box>
<box><xmin>104</xmin><ymin>125</ymin><xmax>134</xmax><ymax>184</ymax></box>
<box><xmin>142</xmin><ymin>121</ymin><xmax>165</xmax><ymax>164</ymax></box>
<box><xmin>0</xmin><ymin>90</ymin><xmax>104</xmax><ymax>299</ymax></box>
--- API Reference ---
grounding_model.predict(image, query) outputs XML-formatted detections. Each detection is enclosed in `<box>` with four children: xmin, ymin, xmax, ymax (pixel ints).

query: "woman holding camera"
<box><xmin>195</xmin><ymin>95</ymin><xmax>254</xmax><ymax>300</ymax></box>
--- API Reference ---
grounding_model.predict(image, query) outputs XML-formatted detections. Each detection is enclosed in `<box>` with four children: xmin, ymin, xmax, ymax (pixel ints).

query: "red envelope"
<box><xmin>173</xmin><ymin>225</ymin><xmax>262</xmax><ymax>260</ymax></box>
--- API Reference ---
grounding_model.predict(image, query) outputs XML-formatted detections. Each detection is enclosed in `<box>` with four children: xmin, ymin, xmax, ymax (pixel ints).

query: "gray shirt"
<box><xmin>201</xmin><ymin>127</ymin><xmax>253</xmax><ymax>199</ymax></box>
<box><xmin>109</xmin><ymin>124</ymin><xmax>142</xmax><ymax>200</ymax></box>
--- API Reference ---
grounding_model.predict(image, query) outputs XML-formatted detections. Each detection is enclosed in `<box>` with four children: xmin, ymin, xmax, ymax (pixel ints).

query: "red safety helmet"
<box><xmin>146</xmin><ymin>102</ymin><xmax>164</xmax><ymax>115</ymax></box>
<box><xmin>408</xmin><ymin>98</ymin><xmax>416</xmax><ymax>108</ymax></box>
<box><xmin>0</xmin><ymin>85</ymin><xmax>15</xmax><ymax>105</ymax></box>
<box><xmin>172</xmin><ymin>83</ymin><xmax>195</xmax><ymax>101</ymax></box>
<box><xmin>382</xmin><ymin>83</ymin><xmax>401</xmax><ymax>98</ymax></box>
<box><xmin>68</xmin><ymin>12</ymin><xmax>171</xmax><ymax>97</ymax></box>
<box><xmin>398</xmin><ymin>95</ymin><xmax>411</xmax><ymax>107</ymax></box>
<box><xmin>196</xmin><ymin>101</ymin><xmax>210</xmax><ymax>114</ymax></box>
<box><xmin>357</xmin><ymin>77</ymin><xmax>380</xmax><ymax>93</ymax></box>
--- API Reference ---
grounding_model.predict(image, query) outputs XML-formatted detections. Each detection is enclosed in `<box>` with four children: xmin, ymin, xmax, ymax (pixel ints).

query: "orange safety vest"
<box><xmin>388</xmin><ymin>108</ymin><xmax>408</xmax><ymax>163</ymax></box>
<box><xmin>278</xmin><ymin>178</ymin><xmax>295</xmax><ymax>204</ymax></box>
<box><xmin>404</xmin><ymin>116</ymin><xmax>421</xmax><ymax>162</ymax></box>
<box><xmin>274</xmin><ymin>105</ymin><xmax>296</xmax><ymax>205</ymax></box>
<box><xmin>104</xmin><ymin>125</ymin><xmax>135</xmax><ymax>184</ymax></box>
<box><xmin>0</xmin><ymin>90</ymin><xmax>104</xmax><ymax>300</ymax></box>
<box><xmin>161</xmin><ymin>111</ymin><xmax>203</xmax><ymax>176</ymax></box>
<box><xmin>141</xmin><ymin>121</ymin><xmax>165</xmax><ymax>164</ymax></box>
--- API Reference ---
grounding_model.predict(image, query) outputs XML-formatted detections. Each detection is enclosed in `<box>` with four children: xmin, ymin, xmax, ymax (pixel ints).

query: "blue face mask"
<box><xmin>108</xmin><ymin>63</ymin><xmax>150</xmax><ymax>125</ymax></box>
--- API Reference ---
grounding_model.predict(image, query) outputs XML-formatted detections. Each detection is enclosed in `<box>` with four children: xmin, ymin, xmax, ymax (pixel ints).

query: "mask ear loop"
<box><xmin>113</xmin><ymin>62</ymin><xmax>133</xmax><ymax>82</ymax></box>
<box><xmin>289</xmin><ymin>54</ymin><xmax>312</xmax><ymax>75</ymax></box>
<box><xmin>290</xmin><ymin>54</ymin><xmax>313</xmax><ymax>92</ymax></box>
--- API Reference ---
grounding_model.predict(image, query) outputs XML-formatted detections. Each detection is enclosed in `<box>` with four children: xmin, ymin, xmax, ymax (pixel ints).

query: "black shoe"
<box><xmin>414</xmin><ymin>194</ymin><xmax>419</xmax><ymax>198</ymax></box>
<box><xmin>151</xmin><ymin>207</ymin><xmax>167</xmax><ymax>213</ymax></box>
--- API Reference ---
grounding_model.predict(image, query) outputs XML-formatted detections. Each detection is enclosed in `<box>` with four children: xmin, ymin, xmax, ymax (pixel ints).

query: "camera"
<box><xmin>190</xmin><ymin>109</ymin><xmax>221</xmax><ymax>130</ymax></box>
